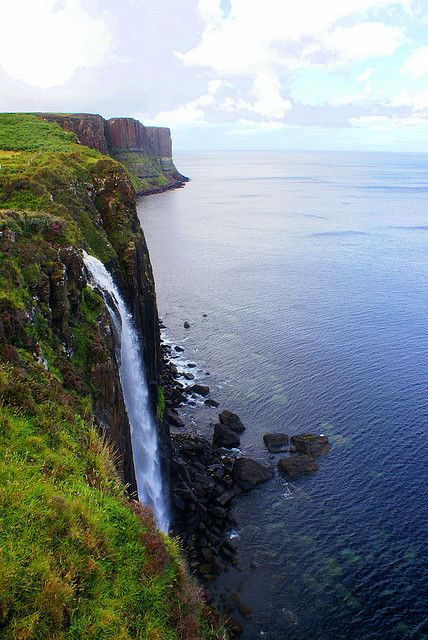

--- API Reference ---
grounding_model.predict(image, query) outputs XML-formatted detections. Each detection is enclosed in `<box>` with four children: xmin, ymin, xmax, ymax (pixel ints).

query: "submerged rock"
<box><xmin>263</xmin><ymin>433</ymin><xmax>289</xmax><ymax>453</ymax></box>
<box><xmin>205</xmin><ymin>398</ymin><xmax>220</xmax><ymax>408</ymax></box>
<box><xmin>213</xmin><ymin>423</ymin><xmax>240</xmax><ymax>448</ymax></box>
<box><xmin>184</xmin><ymin>321</ymin><xmax>191</xmax><ymax>329</ymax></box>
<box><xmin>174</xmin><ymin>345</ymin><xmax>184</xmax><ymax>352</ymax></box>
<box><xmin>232</xmin><ymin>458</ymin><xmax>273</xmax><ymax>490</ymax></box>
<box><xmin>218</xmin><ymin>410</ymin><xmax>245</xmax><ymax>433</ymax></box>
<box><xmin>290</xmin><ymin>433</ymin><xmax>329</xmax><ymax>458</ymax></box>
<box><xmin>277</xmin><ymin>455</ymin><xmax>319</xmax><ymax>479</ymax></box>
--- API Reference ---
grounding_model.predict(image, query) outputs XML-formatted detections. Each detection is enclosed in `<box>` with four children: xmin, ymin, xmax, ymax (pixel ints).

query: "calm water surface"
<box><xmin>137</xmin><ymin>151</ymin><xmax>428</xmax><ymax>640</ymax></box>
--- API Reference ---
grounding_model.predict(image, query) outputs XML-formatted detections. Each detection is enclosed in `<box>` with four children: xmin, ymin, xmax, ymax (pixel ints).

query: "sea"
<box><xmin>137</xmin><ymin>151</ymin><xmax>428</xmax><ymax>640</ymax></box>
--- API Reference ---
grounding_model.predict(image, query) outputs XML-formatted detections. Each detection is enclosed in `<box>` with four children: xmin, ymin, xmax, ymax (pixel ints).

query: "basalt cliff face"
<box><xmin>41</xmin><ymin>112</ymin><xmax>187</xmax><ymax>194</ymax></box>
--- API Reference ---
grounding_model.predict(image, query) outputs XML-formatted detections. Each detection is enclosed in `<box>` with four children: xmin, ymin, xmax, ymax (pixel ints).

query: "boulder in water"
<box><xmin>205</xmin><ymin>398</ymin><xmax>219</xmax><ymax>408</ymax></box>
<box><xmin>232</xmin><ymin>457</ymin><xmax>273</xmax><ymax>489</ymax></box>
<box><xmin>188</xmin><ymin>384</ymin><xmax>210</xmax><ymax>396</ymax></box>
<box><xmin>218</xmin><ymin>410</ymin><xmax>245</xmax><ymax>433</ymax></box>
<box><xmin>290</xmin><ymin>433</ymin><xmax>329</xmax><ymax>458</ymax></box>
<box><xmin>263</xmin><ymin>433</ymin><xmax>289</xmax><ymax>452</ymax></box>
<box><xmin>277</xmin><ymin>455</ymin><xmax>319</xmax><ymax>479</ymax></box>
<box><xmin>213</xmin><ymin>423</ymin><xmax>240</xmax><ymax>448</ymax></box>
<box><xmin>184</xmin><ymin>321</ymin><xmax>191</xmax><ymax>329</ymax></box>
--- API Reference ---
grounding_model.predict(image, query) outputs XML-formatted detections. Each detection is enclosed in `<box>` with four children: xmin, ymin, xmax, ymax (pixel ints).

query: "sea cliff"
<box><xmin>40</xmin><ymin>112</ymin><xmax>188</xmax><ymax>194</ymax></box>
<box><xmin>0</xmin><ymin>113</ymin><xmax>222</xmax><ymax>639</ymax></box>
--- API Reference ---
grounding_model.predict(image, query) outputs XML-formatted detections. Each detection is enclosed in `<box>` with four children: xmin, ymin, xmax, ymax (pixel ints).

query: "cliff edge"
<box><xmin>40</xmin><ymin>112</ymin><xmax>188</xmax><ymax>194</ymax></box>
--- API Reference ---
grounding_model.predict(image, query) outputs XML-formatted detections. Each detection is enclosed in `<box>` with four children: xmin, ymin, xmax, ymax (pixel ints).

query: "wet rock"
<box><xmin>188</xmin><ymin>384</ymin><xmax>210</xmax><ymax>396</ymax></box>
<box><xmin>277</xmin><ymin>454</ymin><xmax>319</xmax><ymax>479</ymax></box>
<box><xmin>165</xmin><ymin>410</ymin><xmax>185</xmax><ymax>428</ymax></box>
<box><xmin>174</xmin><ymin>345</ymin><xmax>184</xmax><ymax>352</ymax></box>
<box><xmin>215</xmin><ymin>488</ymin><xmax>237</xmax><ymax>506</ymax></box>
<box><xmin>238</xmin><ymin>602</ymin><xmax>252</xmax><ymax>619</ymax></box>
<box><xmin>202</xmin><ymin>313</ymin><xmax>208</xmax><ymax>317</ymax></box>
<box><xmin>205</xmin><ymin>398</ymin><xmax>220</xmax><ymax>408</ymax></box>
<box><xmin>263</xmin><ymin>433</ymin><xmax>289</xmax><ymax>453</ymax></box>
<box><xmin>290</xmin><ymin>433</ymin><xmax>329</xmax><ymax>458</ymax></box>
<box><xmin>184</xmin><ymin>321</ymin><xmax>191</xmax><ymax>329</ymax></box>
<box><xmin>183</xmin><ymin>371</ymin><xmax>195</xmax><ymax>380</ymax></box>
<box><xmin>213</xmin><ymin>423</ymin><xmax>240</xmax><ymax>448</ymax></box>
<box><xmin>218</xmin><ymin>410</ymin><xmax>245</xmax><ymax>433</ymax></box>
<box><xmin>232</xmin><ymin>458</ymin><xmax>273</xmax><ymax>489</ymax></box>
<box><xmin>226</xmin><ymin>617</ymin><xmax>244</xmax><ymax>637</ymax></box>
<box><xmin>187</xmin><ymin>362</ymin><xmax>197</xmax><ymax>368</ymax></box>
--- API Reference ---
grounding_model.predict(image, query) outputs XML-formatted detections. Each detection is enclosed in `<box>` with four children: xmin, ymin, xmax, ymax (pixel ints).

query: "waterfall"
<box><xmin>83</xmin><ymin>252</ymin><xmax>169</xmax><ymax>532</ymax></box>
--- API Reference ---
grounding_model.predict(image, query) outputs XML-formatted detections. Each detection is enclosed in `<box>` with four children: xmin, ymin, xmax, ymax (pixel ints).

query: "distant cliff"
<box><xmin>41</xmin><ymin>113</ymin><xmax>188</xmax><ymax>194</ymax></box>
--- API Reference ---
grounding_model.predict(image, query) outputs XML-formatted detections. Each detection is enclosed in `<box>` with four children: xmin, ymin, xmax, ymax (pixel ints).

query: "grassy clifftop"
<box><xmin>0</xmin><ymin>114</ymin><xmax>224</xmax><ymax>639</ymax></box>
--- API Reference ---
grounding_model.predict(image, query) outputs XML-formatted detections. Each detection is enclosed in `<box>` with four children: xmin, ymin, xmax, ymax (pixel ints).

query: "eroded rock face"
<box><xmin>289</xmin><ymin>434</ymin><xmax>329</xmax><ymax>458</ymax></box>
<box><xmin>108</xmin><ymin>117</ymin><xmax>152</xmax><ymax>150</ymax></box>
<box><xmin>146</xmin><ymin>126</ymin><xmax>172</xmax><ymax>158</ymax></box>
<box><xmin>232</xmin><ymin>458</ymin><xmax>273</xmax><ymax>490</ymax></box>
<box><xmin>41</xmin><ymin>113</ymin><xmax>109</xmax><ymax>154</ymax></box>
<box><xmin>277</xmin><ymin>455</ymin><xmax>320</xmax><ymax>479</ymax></box>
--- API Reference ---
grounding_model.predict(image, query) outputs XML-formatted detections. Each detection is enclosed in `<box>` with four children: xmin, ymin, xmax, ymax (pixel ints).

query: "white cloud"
<box><xmin>148</xmin><ymin>79</ymin><xmax>224</xmax><ymax>126</ymax></box>
<box><xmin>230</xmin><ymin>118</ymin><xmax>286</xmax><ymax>135</ymax></box>
<box><xmin>177</xmin><ymin>0</ymin><xmax>408</xmax><ymax>75</ymax></box>
<box><xmin>349</xmin><ymin>114</ymin><xmax>428</xmax><ymax>129</ymax></box>
<box><xmin>401</xmin><ymin>46</ymin><xmax>428</xmax><ymax>78</ymax></box>
<box><xmin>358</xmin><ymin>67</ymin><xmax>374</xmax><ymax>82</ymax></box>
<box><xmin>391</xmin><ymin>90</ymin><xmax>428</xmax><ymax>110</ymax></box>
<box><xmin>321</xmin><ymin>22</ymin><xmax>402</xmax><ymax>63</ymax></box>
<box><xmin>0</xmin><ymin>0</ymin><xmax>111</xmax><ymax>88</ymax></box>
<box><xmin>250</xmin><ymin>69</ymin><xmax>292</xmax><ymax>118</ymax></box>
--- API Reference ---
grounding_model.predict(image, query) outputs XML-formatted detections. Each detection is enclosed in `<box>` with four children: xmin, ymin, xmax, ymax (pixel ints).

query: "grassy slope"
<box><xmin>0</xmin><ymin>114</ymin><xmax>224</xmax><ymax>640</ymax></box>
<box><xmin>110</xmin><ymin>150</ymin><xmax>169</xmax><ymax>194</ymax></box>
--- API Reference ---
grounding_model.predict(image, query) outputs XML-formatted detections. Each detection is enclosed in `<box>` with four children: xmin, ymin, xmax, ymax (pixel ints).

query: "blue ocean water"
<box><xmin>137</xmin><ymin>151</ymin><xmax>428</xmax><ymax>640</ymax></box>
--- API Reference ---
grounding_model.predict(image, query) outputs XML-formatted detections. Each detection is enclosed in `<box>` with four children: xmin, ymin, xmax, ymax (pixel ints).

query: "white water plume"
<box><xmin>83</xmin><ymin>252</ymin><xmax>169</xmax><ymax>531</ymax></box>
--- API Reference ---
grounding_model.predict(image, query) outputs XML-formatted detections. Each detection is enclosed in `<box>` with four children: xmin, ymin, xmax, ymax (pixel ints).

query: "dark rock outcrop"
<box><xmin>218</xmin><ymin>410</ymin><xmax>245</xmax><ymax>433</ymax></box>
<box><xmin>188</xmin><ymin>384</ymin><xmax>210</xmax><ymax>396</ymax></box>
<box><xmin>232</xmin><ymin>458</ymin><xmax>273</xmax><ymax>490</ymax></box>
<box><xmin>263</xmin><ymin>433</ymin><xmax>289</xmax><ymax>453</ymax></box>
<box><xmin>277</xmin><ymin>455</ymin><xmax>320</xmax><ymax>479</ymax></box>
<box><xmin>290</xmin><ymin>433</ymin><xmax>330</xmax><ymax>458</ymax></box>
<box><xmin>213</xmin><ymin>423</ymin><xmax>240</xmax><ymax>449</ymax></box>
<box><xmin>40</xmin><ymin>113</ymin><xmax>109</xmax><ymax>154</ymax></box>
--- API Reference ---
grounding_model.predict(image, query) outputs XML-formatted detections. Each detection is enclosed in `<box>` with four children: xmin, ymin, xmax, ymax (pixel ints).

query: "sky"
<box><xmin>1</xmin><ymin>0</ymin><xmax>428</xmax><ymax>151</ymax></box>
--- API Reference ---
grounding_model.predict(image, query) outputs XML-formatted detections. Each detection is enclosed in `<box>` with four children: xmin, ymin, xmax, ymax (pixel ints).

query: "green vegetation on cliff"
<box><xmin>110</xmin><ymin>149</ymin><xmax>169</xmax><ymax>194</ymax></box>
<box><xmin>0</xmin><ymin>114</ymin><xmax>224</xmax><ymax>639</ymax></box>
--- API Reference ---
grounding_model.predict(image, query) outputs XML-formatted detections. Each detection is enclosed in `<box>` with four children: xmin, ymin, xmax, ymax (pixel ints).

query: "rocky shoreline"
<box><xmin>158</xmin><ymin>323</ymin><xmax>331</xmax><ymax>637</ymax></box>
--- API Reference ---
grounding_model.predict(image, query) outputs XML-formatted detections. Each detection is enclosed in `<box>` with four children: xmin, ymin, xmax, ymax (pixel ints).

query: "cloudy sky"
<box><xmin>1</xmin><ymin>0</ymin><xmax>428</xmax><ymax>151</ymax></box>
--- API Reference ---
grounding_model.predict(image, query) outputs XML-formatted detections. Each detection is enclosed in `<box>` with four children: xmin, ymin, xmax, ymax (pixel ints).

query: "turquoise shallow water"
<box><xmin>138</xmin><ymin>151</ymin><xmax>428</xmax><ymax>640</ymax></box>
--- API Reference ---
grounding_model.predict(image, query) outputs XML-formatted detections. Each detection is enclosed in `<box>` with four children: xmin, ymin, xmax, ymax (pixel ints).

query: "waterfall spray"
<box><xmin>83</xmin><ymin>252</ymin><xmax>169</xmax><ymax>531</ymax></box>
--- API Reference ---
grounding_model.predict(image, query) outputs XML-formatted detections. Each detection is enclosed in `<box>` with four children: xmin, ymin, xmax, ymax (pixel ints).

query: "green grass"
<box><xmin>0</xmin><ymin>113</ymin><xmax>76</xmax><ymax>152</ymax></box>
<box><xmin>110</xmin><ymin>150</ymin><xmax>169</xmax><ymax>194</ymax></box>
<box><xmin>0</xmin><ymin>361</ymin><xmax>209</xmax><ymax>639</ymax></box>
